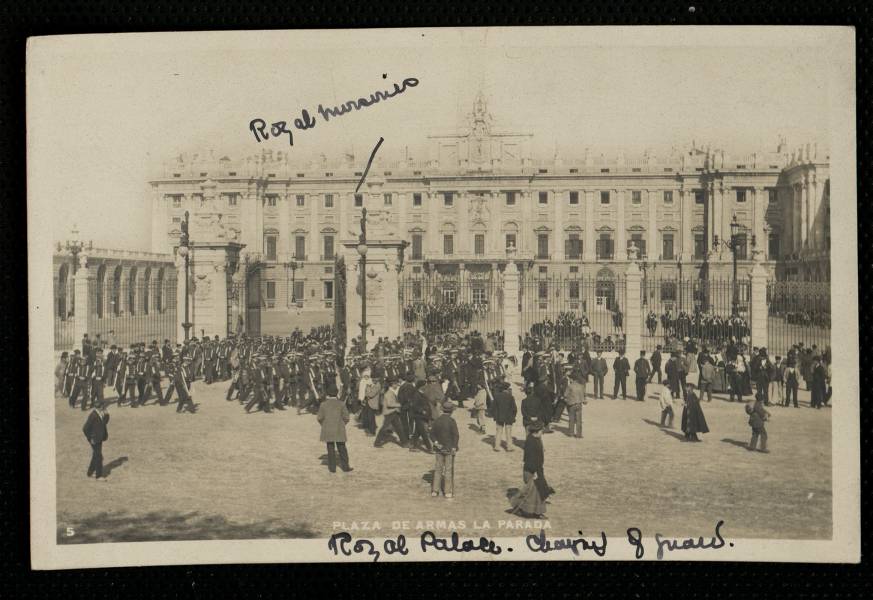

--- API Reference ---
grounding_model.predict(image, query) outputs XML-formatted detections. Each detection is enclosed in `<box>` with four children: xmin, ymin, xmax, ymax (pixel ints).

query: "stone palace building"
<box><xmin>146</xmin><ymin>94</ymin><xmax>830</xmax><ymax>327</ymax></box>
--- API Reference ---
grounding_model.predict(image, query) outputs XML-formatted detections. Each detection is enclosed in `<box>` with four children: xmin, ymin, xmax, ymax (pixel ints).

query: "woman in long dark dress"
<box><xmin>680</xmin><ymin>382</ymin><xmax>710</xmax><ymax>442</ymax></box>
<box><xmin>509</xmin><ymin>420</ymin><xmax>552</xmax><ymax>518</ymax></box>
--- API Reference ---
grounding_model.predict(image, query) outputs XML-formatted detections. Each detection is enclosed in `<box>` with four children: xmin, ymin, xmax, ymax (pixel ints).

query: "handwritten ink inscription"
<box><xmin>327</xmin><ymin>521</ymin><xmax>731</xmax><ymax>561</ymax></box>
<box><xmin>249</xmin><ymin>76</ymin><xmax>419</xmax><ymax>146</ymax></box>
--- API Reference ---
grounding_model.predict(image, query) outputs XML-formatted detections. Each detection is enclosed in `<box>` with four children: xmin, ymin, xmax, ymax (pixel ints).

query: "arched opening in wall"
<box><xmin>595</xmin><ymin>267</ymin><xmax>616</xmax><ymax>311</ymax></box>
<box><xmin>96</xmin><ymin>264</ymin><xmax>106</xmax><ymax>318</ymax></box>
<box><xmin>156</xmin><ymin>268</ymin><xmax>165</xmax><ymax>312</ymax></box>
<box><xmin>57</xmin><ymin>263</ymin><xmax>69</xmax><ymax>320</ymax></box>
<box><xmin>112</xmin><ymin>266</ymin><xmax>122</xmax><ymax>316</ymax></box>
<box><xmin>128</xmin><ymin>267</ymin><xmax>138</xmax><ymax>315</ymax></box>
<box><xmin>143</xmin><ymin>267</ymin><xmax>152</xmax><ymax>315</ymax></box>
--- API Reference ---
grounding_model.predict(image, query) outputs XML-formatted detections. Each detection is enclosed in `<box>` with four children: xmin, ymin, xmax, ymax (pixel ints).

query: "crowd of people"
<box><xmin>525</xmin><ymin>312</ymin><xmax>625</xmax><ymax>354</ymax></box>
<box><xmin>402</xmin><ymin>302</ymin><xmax>498</xmax><ymax>335</ymax></box>
<box><xmin>645</xmin><ymin>309</ymin><xmax>751</xmax><ymax>347</ymax></box>
<box><xmin>58</xmin><ymin>323</ymin><xmax>831</xmax><ymax>519</ymax></box>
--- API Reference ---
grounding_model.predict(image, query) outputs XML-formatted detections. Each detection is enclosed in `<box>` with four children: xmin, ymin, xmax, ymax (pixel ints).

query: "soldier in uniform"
<box><xmin>245</xmin><ymin>357</ymin><xmax>272</xmax><ymax>413</ymax></box>
<box><xmin>85</xmin><ymin>348</ymin><xmax>106</xmax><ymax>411</ymax></box>
<box><xmin>145</xmin><ymin>350</ymin><xmax>164</xmax><ymax>406</ymax></box>
<box><xmin>64</xmin><ymin>349</ymin><xmax>81</xmax><ymax>401</ymax></box>
<box><xmin>69</xmin><ymin>349</ymin><xmax>90</xmax><ymax>409</ymax></box>
<box><xmin>133</xmin><ymin>348</ymin><xmax>150</xmax><ymax>407</ymax></box>
<box><xmin>118</xmin><ymin>350</ymin><xmax>138</xmax><ymax>407</ymax></box>
<box><xmin>174</xmin><ymin>357</ymin><xmax>197</xmax><ymax>413</ymax></box>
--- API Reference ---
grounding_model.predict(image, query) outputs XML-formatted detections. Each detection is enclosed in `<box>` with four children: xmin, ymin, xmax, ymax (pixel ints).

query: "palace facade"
<box><xmin>147</xmin><ymin>94</ymin><xmax>830</xmax><ymax>325</ymax></box>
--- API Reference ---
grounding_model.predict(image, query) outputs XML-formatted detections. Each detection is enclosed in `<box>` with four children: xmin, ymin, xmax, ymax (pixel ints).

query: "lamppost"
<box><xmin>177</xmin><ymin>211</ymin><xmax>193</xmax><ymax>341</ymax></box>
<box><xmin>713</xmin><ymin>213</ymin><xmax>743</xmax><ymax>317</ymax></box>
<box><xmin>639</xmin><ymin>258</ymin><xmax>649</xmax><ymax>306</ymax></box>
<box><xmin>286</xmin><ymin>259</ymin><xmax>298</xmax><ymax>305</ymax></box>
<box><xmin>56</xmin><ymin>225</ymin><xmax>93</xmax><ymax>275</ymax></box>
<box><xmin>357</xmin><ymin>207</ymin><xmax>369</xmax><ymax>353</ymax></box>
<box><xmin>676</xmin><ymin>255</ymin><xmax>683</xmax><ymax>312</ymax></box>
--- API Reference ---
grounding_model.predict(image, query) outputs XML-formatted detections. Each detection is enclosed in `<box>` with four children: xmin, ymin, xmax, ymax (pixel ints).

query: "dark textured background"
<box><xmin>1</xmin><ymin>1</ymin><xmax>869</xmax><ymax>595</ymax></box>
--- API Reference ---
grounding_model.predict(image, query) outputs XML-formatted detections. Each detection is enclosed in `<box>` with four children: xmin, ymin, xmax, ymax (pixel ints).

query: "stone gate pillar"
<box><xmin>748</xmin><ymin>251</ymin><xmax>769</xmax><ymax>350</ymax></box>
<box><xmin>72</xmin><ymin>254</ymin><xmax>91</xmax><ymax>344</ymax></box>
<box><xmin>624</xmin><ymin>248</ymin><xmax>643</xmax><ymax>358</ymax></box>
<box><xmin>502</xmin><ymin>248</ymin><xmax>521</xmax><ymax>358</ymax></box>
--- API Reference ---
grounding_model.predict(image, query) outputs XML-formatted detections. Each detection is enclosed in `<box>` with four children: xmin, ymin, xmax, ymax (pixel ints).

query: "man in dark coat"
<box><xmin>810</xmin><ymin>356</ymin><xmax>828</xmax><ymax>409</ymax></box>
<box><xmin>612</xmin><ymin>350</ymin><xmax>630</xmax><ymax>400</ymax></box>
<box><xmin>746</xmin><ymin>390</ymin><xmax>771</xmax><ymax>452</ymax></box>
<box><xmin>491</xmin><ymin>380</ymin><xmax>517</xmax><ymax>451</ymax></box>
<box><xmin>317</xmin><ymin>382</ymin><xmax>352</xmax><ymax>473</ymax></box>
<box><xmin>521</xmin><ymin>384</ymin><xmax>542</xmax><ymax>432</ymax></box>
<box><xmin>82</xmin><ymin>401</ymin><xmax>110</xmax><ymax>479</ymax></box>
<box><xmin>633</xmin><ymin>350</ymin><xmax>651</xmax><ymax>402</ymax></box>
<box><xmin>430</xmin><ymin>402</ymin><xmax>459</xmax><ymax>498</ymax></box>
<box><xmin>680</xmin><ymin>383</ymin><xmax>709</xmax><ymax>442</ymax></box>
<box><xmin>409</xmin><ymin>385</ymin><xmax>434</xmax><ymax>453</ymax></box>
<box><xmin>591</xmin><ymin>351</ymin><xmax>608</xmax><ymax>399</ymax></box>
<box><xmin>649</xmin><ymin>345</ymin><xmax>663</xmax><ymax>383</ymax></box>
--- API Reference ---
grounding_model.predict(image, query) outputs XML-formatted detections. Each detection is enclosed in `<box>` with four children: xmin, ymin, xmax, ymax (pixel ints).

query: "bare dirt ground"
<box><xmin>55</xmin><ymin>369</ymin><xmax>832</xmax><ymax>544</ymax></box>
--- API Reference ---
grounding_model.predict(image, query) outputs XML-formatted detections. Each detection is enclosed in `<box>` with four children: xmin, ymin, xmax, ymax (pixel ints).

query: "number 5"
<box><xmin>65</xmin><ymin>527</ymin><xmax>75</xmax><ymax>537</ymax></box>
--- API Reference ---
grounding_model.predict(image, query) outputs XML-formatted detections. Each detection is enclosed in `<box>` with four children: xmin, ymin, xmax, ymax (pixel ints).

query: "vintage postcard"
<box><xmin>28</xmin><ymin>26</ymin><xmax>858</xmax><ymax>567</ymax></box>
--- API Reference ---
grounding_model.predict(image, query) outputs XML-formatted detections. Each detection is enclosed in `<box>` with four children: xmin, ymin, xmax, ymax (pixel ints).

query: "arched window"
<box><xmin>96</xmin><ymin>264</ymin><xmax>106</xmax><ymax>318</ymax></box>
<box><xmin>57</xmin><ymin>263</ymin><xmax>69</xmax><ymax>320</ymax></box>
<box><xmin>156</xmin><ymin>268</ymin><xmax>165</xmax><ymax>312</ymax></box>
<box><xmin>112</xmin><ymin>266</ymin><xmax>122</xmax><ymax>316</ymax></box>
<box><xmin>595</xmin><ymin>267</ymin><xmax>617</xmax><ymax>311</ymax></box>
<box><xmin>128</xmin><ymin>267</ymin><xmax>138</xmax><ymax>315</ymax></box>
<box><xmin>143</xmin><ymin>267</ymin><xmax>152</xmax><ymax>315</ymax></box>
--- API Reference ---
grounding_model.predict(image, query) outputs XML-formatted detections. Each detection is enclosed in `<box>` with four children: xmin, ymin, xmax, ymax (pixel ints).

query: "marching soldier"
<box><xmin>85</xmin><ymin>348</ymin><xmax>106</xmax><ymax>411</ymax></box>
<box><xmin>118</xmin><ymin>350</ymin><xmax>138</xmax><ymax>407</ymax></box>
<box><xmin>69</xmin><ymin>349</ymin><xmax>90</xmax><ymax>409</ymax></box>
<box><xmin>174</xmin><ymin>357</ymin><xmax>197</xmax><ymax>414</ymax></box>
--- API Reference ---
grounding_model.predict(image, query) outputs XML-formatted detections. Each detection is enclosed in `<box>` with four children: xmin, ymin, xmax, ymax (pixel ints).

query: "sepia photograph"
<box><xmin>27</xmin><ymin>26</ymin><xmax>859</xmax><ymax>567</ymax></box>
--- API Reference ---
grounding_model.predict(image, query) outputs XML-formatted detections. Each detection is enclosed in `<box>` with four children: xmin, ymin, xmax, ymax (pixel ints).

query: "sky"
<box><xmin>28</xmin><ymin>28</ymin><xmax>833</xmax><ymax>251</ymax></box>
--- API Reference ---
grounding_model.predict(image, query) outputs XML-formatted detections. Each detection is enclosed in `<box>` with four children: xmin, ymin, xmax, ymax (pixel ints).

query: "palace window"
<box><xmin>443</xmin><ymin>192</ymin><xmax>454</xmax><ymax>207</ymax></box>
<box><xmin>768</xmin><ymin>233</ymin><xmax>780</xmax><ymax>259</ymax></box>
<box><xmin>323</xmin><ymin>281</ymin><xmax>334</xmax><ymax>301</ymax></box>
<box><xmin>506</xmin><ymin>191</ymin><xmax>516</xmax><ymax>206</ymax></box>
<box><xmin>632</xmin><ymin>191</ymin><xmax>642</xmax><ymax>205</ymax></box>
<box><xmin>323</xmin><ymin>235</ymin><xmax>334</xmax><ymax>261</ymax></box>
<box><xmin>264</xmin><ymin>235</ymin><xmax>277</xmax><ymax>261</ymax></box>
<box><xmin>569</xmin><ymin>191</ymin><xmax>579</xmax><ymax>205</ymax></box>
<box><xmin>412</xmin><ymin>281</ymin><xmax>422</xmax><ymax>300</ymax></box>
<box><xmin>474</xmin><ymin>234</ymin><xmax>486</xmax><ymax>256</ymax></box>
<box><xmin>324</xmin><ymin>194</ymin><xmax>334</xmax><ymax>208</ymax></box>
<box><xmin>266</xmin><ymin>195</ymin><xmax>278</xmax><ymax>207</ymax></box>
<box><xmin>565</xmin><ymin>233</ymin><xmax>582</xmax><ymax>259</ymax></box>
<box><xmin>569</xmin><ymin>281</ymin><xmax>580</xmax><ymax>300</ymax></box>
<box><xmin>596</xmin><ymin>233</ymin><xmax>614</xmax><ymax>260</ymax></box>
<box><xmin>442</xmin><ymin>288</ymin><xmax>457</xmax><ymax>305</ymax></box>
<box><xmin>354</xmin><ymin>193</ymin><xmax>363</xmax><ymax>207</ymax></box>
<box><xmin>663</xmin><ymin>191</ymin><xmax>674</xmax><ymax>205</ymax></box>
<box><xmin>600</xmin><ymin>191</ymin><xmax>610</xmax><ymax>205</ymax></box>
<box><xmin>413</xmin><ymin>193</ymin><xmax>422</xmax><ymax>207</ymax></box>
<box><xmin>694</xmin><ymin>234</ymin><xmax>707</xmax><ymax>259</ymax></box>
<box><xmin>538</xmin><ymin>191</ymin><xmax>548</xmax><ymax>205</ymax></box>
<box><xmin>472</xmin><ymin>287</ymin><xmax>487</xmax><ymax>305</ymax></box>
<box><xmin>630</xmin><ymin>233</ymin><xmax>646</xmax><ymax>258</ymax></box>
<box><xmin>383</xmin><ymin>193</ymin><xmax>392</xmax><ymax>206</ymax></box>
<box><xmin>537</xmin><ymin>234</ymin><xmax>549</xmax><ymax>259</ymax></box>
<box><xmin>505</xmin><ymin>233</ymin><xmax>517</xmax><ymax>251</ymax></box>
<box><xmin>538</xmin><ymin>281</ymin><xmax>549</xmax><ymax>300</ymax></box>
<box><xmin>768</xmin><ymin>189</ymin><xmax>778</xmax><ymax>204</ymax></box>
<box><xmin>662</xmin><ymin>233</ymin><xmax>675</xmax><ymax>260</ymax></box>
<box><xmin>294</xmin><ymin>236</ymin><xmax>306</xmax><ymax>260</ymax></box>
<box><xmin>296</xmin><ymin>194</ymin><xmax>305</xmax><ymax>207</ymax></box>
<box><xmin>443</xmin><ymin>234</ymin><xmax>454</xmax><ymax>255</ymax></box>
<box><xmin>169</xmin><ymin>195</ymin><xmax>182</xmax><ymax>208</ymax></box>
<box><xmin>734</xmin><ymin>233</ymin><xmax>748</xmax><ymax>260</ymax></box>
<box><xmin>695</xmin><ymin>191</ymin><xmax>705</xmax><ymax>204</ymax></box>
<box><xmin>292</xmin><ymin>281</ymin><xmax>304</xmax><ymax>303</ymax></box>
<box><xmin>411</xmin><ymin>234</ymin><xmax>423</xmax><ymax>260</ymax></box>
<box><xmin>265</xmin><ymin>281</ymin><xmax>276</xmax><ymax>309</ymax></box>
<box><xmin>736</xmin><ymin>189</ymin><xmax>747</xmax><ymax>203</ymax></box>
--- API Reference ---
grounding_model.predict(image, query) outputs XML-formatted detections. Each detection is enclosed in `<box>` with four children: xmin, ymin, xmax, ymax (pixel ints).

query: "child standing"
<box><xmin>746</xmin><ymin>390</ymin><xmax>771</xmax><ymax>453</ymax></box>
<box><xmin>658</xmin><ymin>381</ymin><xmax>674</xmax><ymax>428</ymax></box>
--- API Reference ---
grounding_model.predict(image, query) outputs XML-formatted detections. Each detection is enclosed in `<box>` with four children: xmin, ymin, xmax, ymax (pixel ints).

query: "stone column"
<box><xmin>624</xmin><ymin>255</ymin><xmax>642</xmax><ymax>358</ymax></box>
<box><xmin>584</xmin><ymin>191</ymin><xmax>595</xmax><ymax>261</ymax></box>
<box><xmin>801</xmin><ymin>177</ymin><xmax>809</xmax><ymax>250</ymax></box>
<box><xmin>502</xmin><ymin>250</ymin><xmax>521</xmax><ymax>357</ymax></box>
<box><xmin>73</xmin><ymin>256</ymin><xmax>91</xmax><ymax>344</ymax></box>
<box><xmin>458</xmin><ymin>191</ymin><xmax>469</xmax><ymax>255</ymax></box>
<box><xmin>748</xmin><ymin>253</ymin><xmax>768</xmax><ymax>349</ymax></box>
<box><xmin>793</xmin><ymin>184</ymin><xmax>802</xmax><ymax>253</ymax></box>
<box><xmin>554</xmin><ymin>190</ymin><xmax>564</xmax><ymax>260</ymax></box>
<box><xmin>309</xmin><ymin>193</ymin><xmax>319</xmax><ymax>261</ymax></box>
<box><xmin>428</xmin><ymin>191</ymin><xmax>439</xmax><ymax>256</ymax></box>
<box><xmin>174</xmin><ymin>251</ymin><xmax>188</xmax><ymax>342</ymax></box>
<box><xmin>278</xmin><ymin>192</ymin><xmax>290</xmax><ymax>260</ymax></box>
<box><xmin>752</xmin><ymin>187</ymin><xmax>766</xmax><ymax>259</ymax></box>
<box><xmin>681</xmin><ymin>188</ymin><xmax>692</xmax><ymax>261</ymax></box>
<box><xmin>647</xmin><ymin>189</ymin><xmax>657</xmax><ymax>259</ymax></box>
<box><xmin>615</xmin><ymin>189</ymin><xmax>626</xmax><ymax>261</ymax></box>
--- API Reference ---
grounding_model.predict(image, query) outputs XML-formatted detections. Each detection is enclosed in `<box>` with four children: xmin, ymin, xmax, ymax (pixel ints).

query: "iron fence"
<box><xmin>399</xmin><ymin>270</ymin><xmax>504</xmax><ymax>338</ymax></box>
<box><xmin>641</xmin><ymin>277</ymin><xmax>751</xmax><ymax>351</ymax></box>
<box><xmin>519</xmin><ymin>274</ymin><xmax>627</xmax><ymax>352</ymax></box>
<box><xmin>85</xmin><ymin>278</ymin><xmax>177</xmax><ymax>349</ymax></box>
<box><xmin>54</xmin><ymin>269</ymin><xmax>76</xmax><ymax>349</ymax></box>
<box><xmin>766</xmin><ymin>280</ymin><xmax>831</xmax><ymax>356</ymax></box>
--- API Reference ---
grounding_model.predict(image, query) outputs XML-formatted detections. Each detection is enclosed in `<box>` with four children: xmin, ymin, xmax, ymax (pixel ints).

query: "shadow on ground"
<box><xmin>58</xmin><ymin>510</ymin><xmax>319</xmax><ymax>544</ymax></box>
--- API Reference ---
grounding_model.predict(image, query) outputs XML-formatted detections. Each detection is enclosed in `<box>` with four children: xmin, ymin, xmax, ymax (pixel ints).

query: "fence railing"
<box><xmin>399</xmin><ymin>271</ymin><xmax>505</xmax><ymax>338</ymax></box>
<box><xmin>83</xmin><ymin>279</ymin><xmax>178</xmax><ymax>349</ymax></box>
<box><xmin>766</xmin><ymin>280</ymin><xmax>831</xmax><ymax>356</ymax></box>
<box><xmin>519</xmin><ymin>274</ymin><xmax>627</xmax><ymax>352</ymax></box>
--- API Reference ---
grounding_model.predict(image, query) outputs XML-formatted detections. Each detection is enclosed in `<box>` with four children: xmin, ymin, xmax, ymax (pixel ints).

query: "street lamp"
<box><xmin>357</xmin><ymin>207</ymin><xmax>369</xmax><ymax>353</ymax></box>
<box><xmin>639</xmin><ymin>258</ymin><xmax>649</xmax><ymax>306</ymax></box>
<box><xmin>286</xmin><ymin>259</ymin><xmax>298</xmax><ymax>305</ymax></box>
<box><xmin>676</xmin><ymin>255</ymin><xmax>683</xmax><ymax>312</ymax></box>
<box><xmin>178</xmin><ymin>211</ymin><xmax>193</xmax><ymax>341</ymax></box>
<box><xmin>713</xmin><ymin>213</ymin><xmax>743</xmax><ymax>317</ymax></box>
<box><xmin>56</xmin><ymin>225</ymin><xmax>93</xmax><ymax>275</ymax></box>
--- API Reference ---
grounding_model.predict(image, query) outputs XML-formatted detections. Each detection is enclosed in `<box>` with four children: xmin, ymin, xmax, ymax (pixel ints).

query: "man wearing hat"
<box><xmin>375</xmin><ymin>377</ymin><xmax>408</xmax><ymax>448</ymax></box>
<box><xmin>430</xmin><ymin>401</ymin><xmax>459</xmax><ymax>498</ymax></box>
<box><xmin>82</xmin><ymin>399</ymin><xmax>110</xmax><ymax>480</ymax></box>
<box><xmin>317</xmin><ymin>381</ymin><xmax>353</xmax><ymax>473</ymax></box>
<box><xmin>491</xmin><ymin>379</ymin><xmax>517</xmax><ymax>451</ymax></box>
<box><xmin>564</xmin><ymin>368</ymin><xmax>588</xmax><ymax>438</ymax></box>
<box><xmin>612</xmin><ymin>349</ymin><xmax>630</xmax><ymax>400</ymax></box>
<box><xmin>409</xmin><ymin>381</ymin><xmax>435</xmax><ymax>453</ymax></box>
<box><xmin>591</xmin><ymin>350</ymin><xmax>608</xmax><ymax>400</ymax></box>
<box><xmin>174</xmin><ymin>357</ymin><xmax>197</xmax><ymax>414</ymax></box>
<box><xmin>85</xmin><ymin>348</ymin><xmax>106</xmax><ymax>411</ymax></box>
<box><xmin>398</xmin><ymin>371</ymin><xmax>418</xmax><ymax>442</ymax></box>
<box><xmin>68</xmin><ymin>349</ymin><xmax>89</xmax><ymax>409</ymax></box>
<box><xmin>633</xmin><ymin>350</ymin><xmax>651</xmax><ymax>402</ymax></box>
